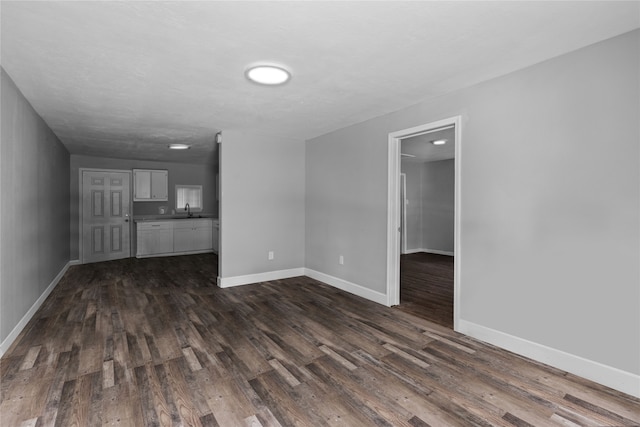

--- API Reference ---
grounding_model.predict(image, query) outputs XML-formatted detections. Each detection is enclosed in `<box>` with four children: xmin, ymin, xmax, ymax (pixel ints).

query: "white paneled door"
<box><xmin>82</xmin><ymin>170</ymin><xmax>131</xmax><ymax>263</ymax></box>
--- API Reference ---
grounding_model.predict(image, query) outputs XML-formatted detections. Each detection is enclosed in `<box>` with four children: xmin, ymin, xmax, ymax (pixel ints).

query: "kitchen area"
<box><xmin>69</xmin><ymin>148</ymin><xmax>220</xmax><ymax>265</ymax></box>
<box><xmin>132</xmin><ymin>168</ymin><xmax>218</xmax><ymax>258</ymax></box>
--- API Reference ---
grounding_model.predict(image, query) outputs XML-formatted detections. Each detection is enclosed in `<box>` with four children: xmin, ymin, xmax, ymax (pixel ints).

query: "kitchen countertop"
<box><xmin>134</xmin><ymin>214</ymin><xmax>218</xmax><ymax>223</ymax></box>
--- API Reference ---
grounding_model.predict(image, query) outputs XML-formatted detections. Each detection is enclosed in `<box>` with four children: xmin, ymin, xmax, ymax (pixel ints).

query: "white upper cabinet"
<box><xmin>133</xmin><ymin>169</ymin><xmax>168</xmax><ymax>201</ymax></box>
<box><xmin>150</xmin><ymin>170</ymin><xmax>168</xmax><ymax>200</ymax></box>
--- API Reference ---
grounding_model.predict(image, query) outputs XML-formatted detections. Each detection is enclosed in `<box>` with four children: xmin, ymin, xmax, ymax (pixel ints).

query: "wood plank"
<box><xmin>19</xmin><ymin>346</ymin><xmax>42</xmax><ymax>371</ymax></box>
<box><xmin>163</xmin><ymin>357</ymin><xmax>207</xmax><ymax>425</ymax></box>
<box><xmin>206</xmin><ymin>378</ymin><xmax>256</xmax><ymax>426</ymax></box>
<box><xmin>102</xmin><ymin>360</ymin><xmax>115</xmax><ymax>389</ymax></box>
<box><xmin>249</xmin><ymin>370</ymin><xmax>328</xmax><ymax>426</ymax></box>
<box><xmin>182</xmin><ymin>346</ymin><xmax>203</xmax><ymax>372</ymax></box>
<box><xmin>306</xmin><ymin>355</ymin><xmax>416</xmax><ymax>426</ymax></box>
<box><xmin>19</xmin><ymin>418</ymin><xmax>38</xmax><ymax>427</ymax></box>
<box><xmin>318</xmin><ymin>345</ymin><xmax>357</xmax><ymax>371</ymax></box>
<box><xmin>268</xmin><ymin>358</ymin><xmax>301</xmax><ymax>387</ymax></box>
<box><xmin>243</xmin><ymin>414</ymin><xmax>264</xmax><ymax>427</ymax></box>
<box><xmin>101</xmin><ymin>383</ymin><xmax>133</xmax><ymax>426</ymax></box>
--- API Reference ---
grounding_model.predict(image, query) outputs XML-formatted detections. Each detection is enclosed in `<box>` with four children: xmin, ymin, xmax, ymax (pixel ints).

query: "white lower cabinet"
<box><xmin>137</xmin><ymin>219</ymin><xmax>214</xmax><ymax>258</ymax></box>
<box><xmin>173</xmin><ymin>220</ymin><xmax>213</xmax><ymax>253</ymax></box>
<box><xmin>136</xmin><ymin>222</ymin><xmax>173</xmax><ymax>256</ymax></box>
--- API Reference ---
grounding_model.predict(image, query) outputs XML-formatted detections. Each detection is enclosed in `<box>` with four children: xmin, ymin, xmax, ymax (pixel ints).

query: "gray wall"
<box><xmin>1</xmin><ymin>68</ymin><xmax>70</xmax><ymax>343</ymax></box>
<box><xmin>401</xmin><ymin>159</ymin><xmax>455</xmax><ymax>253</ymax></box>
<box><xmin>422</xmin><ymin>159</ymin><xmax>454</xmax><ymax>253</ymax></box>
<box><xmin>305</xmin><ymin>30</ymin><xmax>639</xmax><ymax>375</ymax></box>
<box><xmin>306</xmin><ymin>125</ymin><xmax>387</xmax><ymax>287</ymax></box>
<box><xmin>69</xmin><ymin>155</ymin><xmax>217</xmax><ymax>260</ymax></box>
<box><xmin>220</xmin><ymin>130</ymin><xmax>305</xmax><ymax>278</ymax></box>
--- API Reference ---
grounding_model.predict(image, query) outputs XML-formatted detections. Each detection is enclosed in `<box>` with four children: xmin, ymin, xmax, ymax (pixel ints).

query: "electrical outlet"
<box><xmin>339</xmin><ymin>255</ymin><xmax>344</xmax><ymax>265</ymax></box>
<box><xmin>268</xmin><ymin>251</ymin><xmax>274</xmax><ymax>260</ymax></box>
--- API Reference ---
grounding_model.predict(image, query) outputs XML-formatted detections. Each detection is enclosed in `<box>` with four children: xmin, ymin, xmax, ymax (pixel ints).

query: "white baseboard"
<box><xmin>402</xmin><ymin>248</ymin><xmax>424</xmax><ymax>254</ymax></box>
<box><xmin>423</xmin><ymin>248</ymin><xmax>454</xmax><ymax>256</ymax></box>
<box><xmin>0</xmin><ymin>261</ymin><xmax>72</xmax><ymax>358</ymax></box>
<box><xmin>69</xmin><ymin>259</ymin><xmax>81</xmax><ymax>266</ymax></box>
<box><xmin>216</xmin><ymin>267</ymin><xmax>388</xmax><ymax>306</ymax></box>
<box><xmin>403</xmin><ymin>248</ymin><xmax>454</xmax><ymax>256</ymax></box>
<box><xmin>304</xmin><ymin>268</ymin><xmax>388</xmax><ymax>306</ymax></box>
<box><xmin>218</xmin><ymin>267</ymin><xmax>305</xmax><ymax>288</ymax></box>
<box><xmin>458</xmin><ymin>319</ymin><xmax>640</xmax><ymax>399</ymax></box>
<box><xmin>136</xmin><ymin>249</ymin><xmax>214</xmax><ymax>259</ymax></box>
<box><xmin>216</xmin><ymin>266</ymin><xmax>388</xmax><ymax>307</ymax></box>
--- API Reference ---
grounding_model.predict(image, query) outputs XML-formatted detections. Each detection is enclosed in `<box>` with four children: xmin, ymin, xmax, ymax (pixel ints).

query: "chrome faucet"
<box><xmin>185</xmin><ymin>203</ymin><xmax>193</xmax><ymax>217</ymax></box>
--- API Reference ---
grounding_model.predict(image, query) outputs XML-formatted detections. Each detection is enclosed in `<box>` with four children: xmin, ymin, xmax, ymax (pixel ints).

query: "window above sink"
<box><xmin>176</xmin><ymin>185</ymin><xmax>203</xmax><ymax>212</ymax></box>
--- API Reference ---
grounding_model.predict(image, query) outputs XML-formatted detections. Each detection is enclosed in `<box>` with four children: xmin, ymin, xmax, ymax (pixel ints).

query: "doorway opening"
<box><xmin>386</xmin><ymin>116</ymin><xmax>461</xmax><ymax>331</ymax></box>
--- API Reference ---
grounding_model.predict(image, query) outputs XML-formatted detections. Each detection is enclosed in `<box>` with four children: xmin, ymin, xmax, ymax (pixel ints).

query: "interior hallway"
<box><xmin>1</xmin><ymin>254</ymin><xmax>638</xmax><ymax>426</ymax></box>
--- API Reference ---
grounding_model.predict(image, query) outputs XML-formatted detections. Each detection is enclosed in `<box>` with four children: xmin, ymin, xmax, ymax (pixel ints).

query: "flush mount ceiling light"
<box><xmin>431</xmin><ymin>139</ymin><xmax>447</xmax><ymax>145</ymax></box>
<box><xmin>168</xmin><ymin>143</ymin><xmax>190</xmax><ymax>150</ymax></box>
<box><xmin>245</xmin><ymin>65</ymin><xmax>291</xmax><ymax>85</ymax></box>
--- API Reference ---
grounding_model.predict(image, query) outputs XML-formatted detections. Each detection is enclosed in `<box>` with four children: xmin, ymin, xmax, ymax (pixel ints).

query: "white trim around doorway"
<box><xmin>386</xmin><ymin>116</ymin><xmax>462</xmax><ymax>331</ymax></box>
<box><xmin>400</xmin><ymin>173</ymin><xmax>407</xmax><ymax>255</ymax></box>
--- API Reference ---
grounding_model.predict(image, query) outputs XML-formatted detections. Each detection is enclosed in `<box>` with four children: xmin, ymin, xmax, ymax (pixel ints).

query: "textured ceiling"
<box><xmin>1</xmin><ymin>1</ymin><xmax>638</xmax><ymax>164</ymax></box>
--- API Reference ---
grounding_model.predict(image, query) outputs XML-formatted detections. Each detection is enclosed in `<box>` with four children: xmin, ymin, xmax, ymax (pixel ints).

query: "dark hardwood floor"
<box><xmin>1</xmin><ymin>254</ymin><xmax>639</xmax><ymax>426</ymax></box>
<box><xmin>397</xmin><ymin>252</ymin><xmax>454</xmax><ymax>328</ymax></box>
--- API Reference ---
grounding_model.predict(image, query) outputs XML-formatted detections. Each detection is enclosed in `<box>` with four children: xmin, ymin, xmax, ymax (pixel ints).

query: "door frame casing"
<box><xmin>79</xmin><ymin>168</ymin><xmax>133</xmax><ymax>264</ymax></box>
<box><xmin>400</xmin><ymin>173</ymin><xmax>407</xmax><ymax>255</ymax></box>
<box><xmin>386</xmin><ymin>116</ymin><xmax>462</xmax><ymax>331</ymax></box>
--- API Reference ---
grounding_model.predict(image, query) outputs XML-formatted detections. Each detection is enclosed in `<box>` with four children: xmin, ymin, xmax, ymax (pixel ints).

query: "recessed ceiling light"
<box><xmin>168</xmin><ymin>143</ymin><xmax>190</xmax><ymax>150</ymax></box>
<box><xmin>245</xmin><ymin>65</ymin><xmax>291</xmax><ymax>85</ymax></box>
<box><xmin>431</xmin><ymin>139</ymin><xmax>447</xmax><ymax>145</ymax></box>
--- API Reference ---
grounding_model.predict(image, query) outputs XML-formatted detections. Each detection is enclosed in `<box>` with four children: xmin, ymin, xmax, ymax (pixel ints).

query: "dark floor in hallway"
<box><xmin>397</xmin><ymin>252</ymin><xmax>454</xmax><ymax>328</ymax></box>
